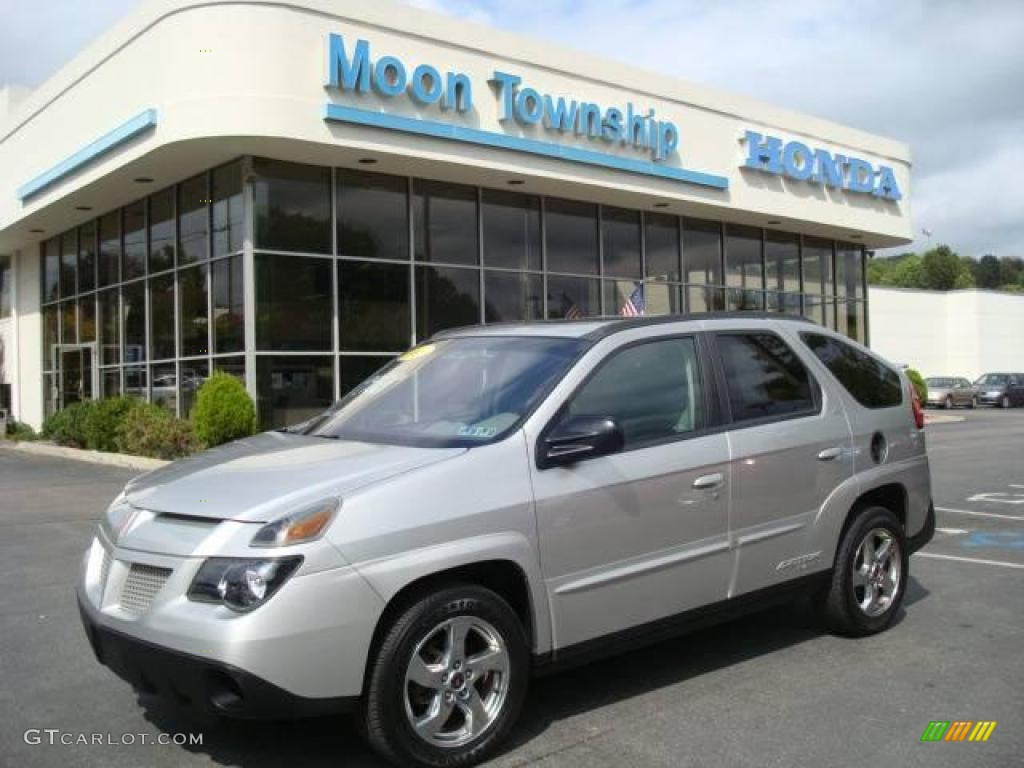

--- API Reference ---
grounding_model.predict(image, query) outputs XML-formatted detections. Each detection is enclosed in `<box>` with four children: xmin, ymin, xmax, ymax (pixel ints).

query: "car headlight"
<box><xmin>187</xmin><ymin>557</ymin><xmax>303</xmax><ymax>612</ymax></box>
<box><xmin>100</xmin><ymin>494</ymin><xmax>137</xmax><ymax>542</ymax></box>
<box><xmin>250</xmin><ymin>498</ymin><xmax>340</xmax><ymax>548</ymax></box>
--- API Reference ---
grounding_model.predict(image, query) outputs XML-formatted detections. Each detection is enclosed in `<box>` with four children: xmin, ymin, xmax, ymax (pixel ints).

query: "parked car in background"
<box><xmin>974</xmin><ymin>373</ymin><xmax>1024</xmax><ymax>408</ymax></box>
<box><xmin>924</xmin><ymin>377</ymin><xmax>976</xmax><ymax>409</ymax></box>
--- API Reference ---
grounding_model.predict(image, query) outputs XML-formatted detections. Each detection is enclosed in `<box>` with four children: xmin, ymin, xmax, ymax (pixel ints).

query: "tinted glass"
<box><xmin>566</xmin><ymin>337</ymin><xmax>703</xmax><ymax>446</ymax></box>
<box><xmin>43</xmin><ymin>237</ymin><xmax>60</xmax><ymax>302</ymax></box>
<box><xmin>212</xmin><ymin>255</ymin><xmax>244</xmax><ymax>354</ymax></box>
<box><xmin>150</xmin><ymin>273</ymin><xmax>175</xmax><ymax>360</ymax></box>
<box><xmin>0</xmin><ymin>255</ymin><xmax>10</xmax><ymax>318</ymax></box>
<box><xmin>213</xmin><ymin>356</ymin><xmax>246</xmax><ymax>383</ymax></box>
<box><xmin>149</xmin><ymin>187</ymin><xmax>175</xmax><ymax>272</ymax></box>
<box><xmin>686</xmin><ymin>284</ymin><xmax>725</xmax><ymax>313</ymax></box>
<box><xmin>801</xmin><ymin>332</ymin><xmax>902</xmax><ymax>408</ymax></box>
<box><xmin>546</xmin><ymin>275</ymin><xmax>600</xmax><ymax>319</ymax></box>
<box><xmin>124</xmin><ymin>365</ymin><xmax>147</xmax><ymax>400</ymax></box>
<box><xmin>123</xmin><ymin>280</ymin><xmax>146</xmax><ymax>364</ymax></box>
<box><xmin>413</xmin><ymin>180</ymin><xmax>478</xmax><ymax>265</ymax></box>
<box><xmin>98</xmin><ymin>288</ymin><xmax>120</xmax><ymax>365</ymax></box>
<box><xmin>683</xmin><ymin>218</ymin><xmax>721</xmax><ymax>285</ymax></box>
<box><xmin>803</xmin><ymin>237</ymin><xmax>833</xmax><ymax>296</ymax></box>
<box><xmin>303</xmin><ymin>336</ymin><xmax>584</xmax><ymax>447</ymax></box>
<box><xmin>339</xmin><ymin>355</ymin><xmax>393</xmax><ymax>398</ymax></box>
<box><xmin>415</xmin><ymin>265</ymin><xmax>480</xmax><ymax>338</ymax></box>
<box><xmin>254</xmin><ymin>158</ymin><xmax>331</xmax><ymax>253</ymax></box>
<box><xmin>802</xmin><ymin>293</ymin><xmax>827</xmax><ymax>325</ymax></box>
<box><xmin>78</xmin><ymin>296</ymin><xmax>96</xmax><ymax>343</ymax></box>
<box><xmin>725</xmin><ymin>225</ymin><xmax>763</xmax><ymax>289</ymax></box>
<box><xmin>604</xmin><ymin>280</ymin><xmax>646</xmax><ymax>317</ymax></box>
<box><xmin>601</xmin><ymin>206</ymin><xmax>641</xmax><ymax>279</ymax></box>
<box><xmin>255</xmin><ymin>253</ymin><xmax>332</xmax><ymax>350</ymax></box>
<box><xmin>481</xmin><ymin>189</ymin><xmax>541</xmax><ymax>271</ymax></box>
<box><xmin>212</xmin><ymin>162</ymin><xmax>243</xmax><ymax>257</ymax></box>
<box><xmin>645</xmin><ymin>212</ymin><xmax>680</xmax><ymax>281</ymax></box>
<box><xmin>836</xmin><ymin>243</ymin><xmax>863</xmax><ymax>300</ymax></box>
<box><xmin>98</xmin><ymin>212</ymin><xmax>120</xmax><ymax>287</ymax></box>
<box><xmin>337</xmin><ymin>169</ymin><xmax>409</xmax><ymax>260</ymax></box>
<box><xmin>545</xmin><ymin>198</ymin><xmax>598</xmax><ymax>275</ymax></box>
<box><xmin>256</xmin><ymin>355</ymin><xmax>334</xmax><ymax>429</ymax></box>
<box><xmin>60</xmin><ymin>301</ymin><xmax>76</xmax><ymax>345</ymax></box>
<box><xmin>717</xmin><ymin>333</ymin><xmax>816</xmax><ymax>422</ymax></box>
<box><xmin>339</xmin><ymin>260</ymin><xmax>411</xmax><ymax>351</ymax></box>
<box><xmin>78</xmin><ymin>221</ymin><xmax>97</xmax><ymax>293</ymax></box>
<box><xmin>179</xmin><ymin>263</ymin><xmax>209</xmax><ymax>357</ymax></box>
<box><xmin>123</xmin><ymin>201</ymin><xmax>146</xmax><ymax>280</ymax></box>
<box><xmin>60</xmin><ymin>231</ymin><xmax>77</xmax><ymax>297</ymax></box>
<box><xmin>102</xmin><ymin>368</ymin><xmax>121</xmax><ymax>398</ymax></box>
<box><xmin>484</xmin><ymin>271</ymin><xmax>544</xmax><ymax>323</ymax></box>
<box><xmin>179</xmin><ymin>174</ymin><xmax>209</xmax><ymax>264</ymax></box>
<box><xmin>643</xmin><ymin>281</ymin><xmax>681</xmax><ymax>316</ymax></box>
<box><xmin>766</xmin><ymin>231</ymin><xmax>800</xmax><ymax>292</ymax></box>
<box><xmin>181</xmin><ymin>359</ymin><xmax>209</xmax><ymax>418</ymax></box>
<box><xmin>43</xmin><ymin>305</ymin><xmax>59</xmax><ymax>368</ymax></box>
<box><xmin>151</xmin><ymin>362</ymin><xmax>177</xmax><ymax>414</ymax></box>
<box><xmin>727</xmin><ymin>287</ymin><xmax>764</xmax><ymax>311</ymax></box>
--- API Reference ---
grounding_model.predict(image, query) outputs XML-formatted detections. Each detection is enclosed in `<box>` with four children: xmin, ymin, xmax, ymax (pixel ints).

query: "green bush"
<box><xmin>905</xmin><ymin>368</ymin><xmax>927</xmax><ymax>403</ymax></box>
<box><xmin>41</xmin><ymin>400</ymin><xmax>96</xmax><ymax>447</ymax></box>
<box><xmin>4</xmin><ymin>420</ymin><xmax>38</xmax><ymax>441</ymax></box>
<box><xmin>191</xmin><ymin>371</ymin><xmax>257</xmax><ymax>448</ymax></box>
<box><xmin>117</xmin><ymin>402</ymin><xmax>198</xmax><ymax>460</ymax></box>
<box><xmin>82</xmin><ymin>396</ymin><xmax>134</xmax><ymax>452</ymax></box>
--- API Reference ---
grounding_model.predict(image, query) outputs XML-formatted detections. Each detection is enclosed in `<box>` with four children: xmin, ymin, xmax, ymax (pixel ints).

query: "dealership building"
<box><xmin>0</xmin><ymin>0</ymin><xmax>912</xmax><ymax>430</ymax></box>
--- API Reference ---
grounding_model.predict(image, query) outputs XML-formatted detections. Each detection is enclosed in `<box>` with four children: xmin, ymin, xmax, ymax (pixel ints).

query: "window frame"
<box><xmin>707</xmin><ymin>329</ymin><xmax>823</xmax><ymax>430</ymax></box>
<box><xmin>538</xmin><ymin>331</ymin><xmax>721</xmax><ymax>463</ymax></box>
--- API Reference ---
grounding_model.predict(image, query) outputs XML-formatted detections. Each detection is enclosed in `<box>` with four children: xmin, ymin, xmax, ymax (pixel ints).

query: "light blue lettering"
<box><xmin>544</xmin><ymin>96</ymin><xmax>580</xmax><ymax>132</ymax></box>
<box><xmin>410</xmin><ymin>64</ymin><xmax>442</xmax><ymax>105</ymax></box>
<box><xmin>326</xmin><ymin>34</ymin><xmax>370</xmax><ymax>91</ymax></box>
<box><xmin>489</xmin><ymin>71</ymin><xmax>521</xmax><ymax>121</ymax></box>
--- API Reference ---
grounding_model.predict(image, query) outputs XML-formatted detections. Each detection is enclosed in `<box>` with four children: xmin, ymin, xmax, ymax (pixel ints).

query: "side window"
<box><xmin>716</xmin><ymin>332</ymin><xmax>817</xmax><ymax>423</ymax></box>
<box><xmin>800</xmin><ymin>332</ymin><xmax>902</xmax><ymax>408</ymax></box>
<box><xmin>565</xmin><ymin>337</ymin><xmax>703</xmax><ymax>447</ymax></box>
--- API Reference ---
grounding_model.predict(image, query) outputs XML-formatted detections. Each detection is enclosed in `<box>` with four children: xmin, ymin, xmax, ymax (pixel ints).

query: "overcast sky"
<box><xmin>2</xmin><ymin>0</ymin><xmax>1022</xmax><ymax>258</ymax></box>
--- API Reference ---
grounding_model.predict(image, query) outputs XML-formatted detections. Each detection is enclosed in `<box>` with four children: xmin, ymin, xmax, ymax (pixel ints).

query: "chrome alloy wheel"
<box><xmin>403</xmin><ymin>616</ymin><xmax>510</xmax><ymax>748</ymax></box>
<box><xmin>852</xmin><ymin>527</ymin><xmax>902</xmax><ymax>617</ymax></box>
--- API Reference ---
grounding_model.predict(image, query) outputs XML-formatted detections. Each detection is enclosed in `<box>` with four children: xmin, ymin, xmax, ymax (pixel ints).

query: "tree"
<box><xmin>974</xmin><ymin>254</ymin><xmax>1001</xmax><ymax>289</ymax></box>
<box><xmin>919</xmin><ymin>245</ymin><xmax>973</xmax><ymax>290</ymax></box>
<box><xmin>999</xmin><ymin>256</ymin><xmax>1023</xmax><ymax>288</ymax></box>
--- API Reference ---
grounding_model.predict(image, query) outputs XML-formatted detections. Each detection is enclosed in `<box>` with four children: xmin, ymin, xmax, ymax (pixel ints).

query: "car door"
<box><xmin>955</xmin><ymin>378</ymin><xmax>973</xmax><ymax>406</ymax></box>
<box><xmin>528</xmin><ymin>332</ymin><xmax>732</xmax><ymax>651</ymax></box>
<box><xmin>1011</xmin><ymin>375</ymin><xmax>1024</xmax><ymax>406</ymax></box>
<box><xmin>710</xmin><ymin>329</ymin><xmax>854</xmax><ymax>595</ymax></box>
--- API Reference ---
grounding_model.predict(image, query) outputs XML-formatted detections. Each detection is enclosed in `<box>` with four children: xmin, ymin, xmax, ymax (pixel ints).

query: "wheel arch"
<box><xmin>832</xmin><ymin>482</ymin><xmax>908</xmax><ymax>567</ymax></box>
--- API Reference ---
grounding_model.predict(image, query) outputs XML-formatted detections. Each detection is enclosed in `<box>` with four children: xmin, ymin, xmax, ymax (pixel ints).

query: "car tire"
<box><xmin>969</xmin><ymin>396</ymin><xmax>976</xmax><ymax>409</ymax></box>
<box><xmin>944</xmin><ymin>395</ymin><xmax>952</xmax><ymax>410</ymax></box>
<box><xmin>819</xmin><ymin>506</ymin><xmax>908</xmax><ymax>637</ymax></box>
<box><xmin>361</xmin><ymin>584</ymin><xmax>529</xmax><ymax>768</ymax></box>
<box><xmin>1001</xmin><ymin>395</ymin><xmax>1011</xmax><ymax>409</ymax></box>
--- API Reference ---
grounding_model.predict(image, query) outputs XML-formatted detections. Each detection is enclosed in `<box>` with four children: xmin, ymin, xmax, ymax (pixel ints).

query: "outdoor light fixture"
<box><xmin>133</xmin><ymin>177</ymin><xmax>154</xmax><ymax>183</ymax></box>
<box><xmin>507</xmin><ymin>179</ymin><xmax>525</xmax><ymax>185</ymax></box>
<box><xmin>653</xmin><ymin>202</ymin><xmax>669</xmax><ymax>208</ymax></box>
<box><xmin>767</xmin><ymin>220</ymin><xmax>781</xmax><ymax>225</ymax></box>
<box><xmin>30</xmin><ymin>228</ymin><xmax>44</xmax><ymax>233</ymax></box>
<box><xmin>75</xmin><ymin>206</ymin><xmax>93</xmax><ymax>211</ymax></box>
<box><xmin>357</xmin><ymin>157</ymin><xmax>377</xmax><ymax>164</ymax></box>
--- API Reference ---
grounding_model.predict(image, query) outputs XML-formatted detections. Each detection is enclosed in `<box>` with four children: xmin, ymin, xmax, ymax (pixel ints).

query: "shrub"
<box><xmin>191</xmin><ymin>371</ymin><xmax>257</xmax><ymax>448</ymax></box>
<box><xmin>117</xmin><ymin>402</ymin><xmax>198</xmax><ymax>460</ymax></box>
<box><xmin>4</xmin><ymin>420</ymin><xmax>37</xmax><ymax>441</ymax></box>
<box><xmin>41</xmin><ymin>400</ymin><xmax>96</xmax><ymax>447</ymax></box>
<box><xmin>905</xmin><ymin>368</ymin><xmax>927</xmax><ymax>403</ymax></box>
<box><xmin>83</xmin><ymin>396</ymin><xmax>135</xmax><ymax>452</ymax></box>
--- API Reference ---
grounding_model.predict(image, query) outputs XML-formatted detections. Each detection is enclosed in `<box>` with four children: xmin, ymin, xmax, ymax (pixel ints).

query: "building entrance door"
<box><xmin>58</xmin><ymin>345</ymin><xmax>97</xmax><ymax>408</ymax></box>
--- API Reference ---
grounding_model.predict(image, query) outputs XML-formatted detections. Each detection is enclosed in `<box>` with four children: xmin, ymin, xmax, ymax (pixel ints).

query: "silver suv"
<box><xmin>78</xmin><ymin>315</ymin><xmax>934</xmax><ymax>767</ymax></box>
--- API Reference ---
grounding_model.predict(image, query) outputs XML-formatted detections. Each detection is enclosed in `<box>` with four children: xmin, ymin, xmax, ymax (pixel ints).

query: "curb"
<box><xmin>0</xmin><ymin>440</ymin><xmax>170</xmax><ymax>471</ymax></box>
<box><xmin>924</xmin><ymin>413</ymin><xmax>966</xmax><ymax>425</ymax></box>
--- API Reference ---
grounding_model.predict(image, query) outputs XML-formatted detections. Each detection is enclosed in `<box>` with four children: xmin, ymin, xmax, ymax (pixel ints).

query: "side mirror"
<box><xmin>539</xmin><ymin>414</ymin><xmax>624</xmax><ymax>469</ymax></box>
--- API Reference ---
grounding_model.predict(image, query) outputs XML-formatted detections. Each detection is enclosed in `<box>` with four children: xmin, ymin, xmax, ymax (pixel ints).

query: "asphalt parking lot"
<box><xmin>1</xmin><ymin>409</ymin><xmax>1022</xmax><ymax>768</ymax></box>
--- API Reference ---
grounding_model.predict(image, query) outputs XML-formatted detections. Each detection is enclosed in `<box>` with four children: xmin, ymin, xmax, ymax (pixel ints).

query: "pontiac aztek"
<box><xmin>78</xmin><ymin>315</ymin><xmax>935</xmax><ymax>767</ymax></box>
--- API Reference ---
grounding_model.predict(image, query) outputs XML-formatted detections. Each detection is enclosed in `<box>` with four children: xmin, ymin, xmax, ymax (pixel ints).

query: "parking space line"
<box><xmin>915</xmin><ymin>552</ymin><xmax>1024</xmax><ymax>569</ymax></box>
<box><xmin>936</xmin><ymin>506</ymin><xmax>1024</xmax><ymax>522</ymax></box>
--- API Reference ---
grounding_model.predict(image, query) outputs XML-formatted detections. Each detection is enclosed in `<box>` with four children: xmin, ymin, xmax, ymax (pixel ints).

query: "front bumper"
<box><xmin>78</xmin><ymin>591</ymin><xmax>356</xmax><ymax>718</ymax></box>
<box><xmin>976</xmin><ymin>393</ymin><xmax>1005</xmax><ymax>406</ymax></box>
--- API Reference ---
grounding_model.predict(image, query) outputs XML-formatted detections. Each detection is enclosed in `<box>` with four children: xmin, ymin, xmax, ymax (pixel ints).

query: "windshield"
<box><xmin>976</xmin><ymin>374</ymin><xmax>1008</xmax><ymax>386</ymax></box>
<box><xmin>925</xmin><ymin>377</ymin><xmax>954</xmax><ymax>387</ymax></box>
<box><xmin>298</xmin><ymin>336</ymin><xmax>587</xmax><ymax>447</ymax></box>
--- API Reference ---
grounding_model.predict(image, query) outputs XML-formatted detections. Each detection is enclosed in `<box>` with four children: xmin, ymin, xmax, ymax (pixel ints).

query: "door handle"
<box><xmin>817</xmin><ymin>446</ymin><xmax>844</xmax><ymax>461</ymax></box>
<box><xmin>692</xmin><ymin>473</ymin><xmax>724</xmax><ymax>490</ymax></box>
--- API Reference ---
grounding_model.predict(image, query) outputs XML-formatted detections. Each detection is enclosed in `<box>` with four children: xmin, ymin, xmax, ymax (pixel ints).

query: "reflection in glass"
<box><xmin>339</xmin><ymin>261</ymin><xmax>411</xmax><ymax>351</ymax></box>
<box><xmin>149</xmin><ymin>187</ymin><xmax>175</xmax><ymax>272</ymax></box>
<box><xmin>102</xmin><ymin>368</ymin><xmax>121</xmax><ymax>398</ymax></box>
<box><xmin>60</xmin><ymin>300</ymin><xmax>76</xmax><ymax>345</ymax></box>
<box><xmin>150</xmin><ymin>273</ymin><xmax>175</xmax><ymax>360</ymax></box>
<box><xmin>213</xmin><ymin>356</ymin><xmax>246</xmax><ymax>383</ymax></box>
<box><xmin>413</xmin><ymin>180</ymin><xmax>478</xmax><ymax>265</ymax></box>
<box><xmin>124</xmin><ymin>365</ymin><xmax>147</xmax><ymax>400</ymax></box>
<box><xmin>98</xmin><ymin>288</ymin><xmax>120</xmax><ymax>365</ymax></box>
<box><xmin>79</xmin><ymin>296</ymin><xmax>96</xmax><ymax>343</ymax></box>
<box><xmin>645</xmin><ymin>213</ymin><xmax>680</xmax><ymax>282</ymax></box>
<box><xmin>123</xmin><ymin>280</ymin><xmax>146</xmax><ymax>364</ymax></box>
<box><xmin>255</xmin><ymin>253</ymin><xmax>332</xmax><ymax>350</ymax></box>
<box><xmin>253</xmin><ymin>158</ymin><xmax>331</xmax><ymax>254</ymax></box>
<box><xmin>766</xmin><ymin>231</ymin><xmax>800</xmax><ymax>293</ymax></box>
<box><xmin>686</xmin><ymin>284</ymin><xmax>725</xmax><ymax>313</ymax></box>
<box><xmin>179</xmin><ymin>264</ymin><xmax>209</xmax><ymax>357</ymax></box>
<box><xmin>181</xmin><ymin>359</ymin><xmax>209</xmax><ymax>417</ymax></box>
<box><xmin>727</xmin><ymin>287</ymin><xmax>765</xmax><ymax>311</ymax></box>
<box><xmin>212</xmin><ymin>162</ymin><xmax>243</xmax><ymax>257</ymax></box>
<box><xmin>151</xmin><ymin>363</ymin><xmax>177</xmax><ymax>414</ymax></box>
<box><xmin>484</xmin><ymin>271</ymin><xmax>543</xmax><ymax>323</ymax></box>
<box><xmin>546</xmin><ymin>198</ymin><xmax>598</xmax><ymax>275</ymax></box>
<box><xmin>601</xmin><ymin>207</ymin><xmax>641</xmax><ymax>279</ymax></box>
<box><xmin>803</xmin><ymin>237</ymin><xmax>834</xmax><ymax>296</ymax></box>
<box><xmin>44</xmin><ymin>305</ymin><xmax>59</xmax><ymax>368</ymax></box>
<box><xmin>836</xmin><ymin>243</ymin><xmax>863</xmax><ymax>301</ymax></box>
<box><xmin>123</xmin><ymin>201</ymin><xmax>146</xmax><ymax>280</ymax></box>
<box><xmin>415</xmin><ymin>265</ymin><xmax>480</xmax><ymax>338</ymax></box>
<box><xmin>43</xmin><ymin>237</ymin><xmax>60</xmax><ymax>302</ymax></box>
<box><xmin>179</xmin><ymin>174</ymin><xmax>209</xmax><ymax>264</ymax></box>
<box><xmin>725</xmin><ymin>225</ymin><xmax>763</xmax><ymax>290</ymax></box>
<box><xmin>79</xmin><ymin>221</ymin><xmax>97</xmax><ymax>293</ymax></box>
<box><xmin>212</xmin><ymin>255</ymin><xmax>244</xmax><ymax>354</ymax></box>
<box><xmin>337</xmin><ymin>170</ymin><xmax>408</xmax><ymax>260</ymax></box>
<box><xmin>546</xmin><ymin>275</ymin><xmax>600</xmax><ymax>319</ymax></box>
<box><xmin>683</xmin><ymin>219</ymin><xmax>722</xmax><ymax>285</ymax></box>
<box><xmin>642</xmin><ymin>281</ymin><xmax>681</xmax><ymax>316</ymax></box>
<box><xmin>256</xmin><ymin>355</ymin><xmax>334</xmax><ymax>429</ymax></box>
<box><xmin>482</xmin><ymin>190</ymin><xmax>541</xmax><ymax>271</ymax></box>
<box><xmin>99</xmin><ymin>212</ymin><xmax>120</xmax><ymax>287</ymax></box>
<box><xmin>339</xmin><ymin>355</ymin><xmax>393</xmax><ymax>399</ymax></box>
<box><xmin>61</xmin><ymin>231</ymin><xmax>77</xmax><ymax>298</ymax></box>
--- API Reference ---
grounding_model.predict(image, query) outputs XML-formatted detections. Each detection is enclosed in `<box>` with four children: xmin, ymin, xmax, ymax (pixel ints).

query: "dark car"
<box><xmin>974</xmin><ymin>373</ymin><xmax>1024</xmax><ymax>408</ymax></box>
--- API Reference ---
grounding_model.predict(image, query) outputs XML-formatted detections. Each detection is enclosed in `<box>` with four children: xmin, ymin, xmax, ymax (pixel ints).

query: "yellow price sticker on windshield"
<box><xmin>399</xmin><ymin>344</ymin><xmax>436</xmax><ymax>362</ymax></box>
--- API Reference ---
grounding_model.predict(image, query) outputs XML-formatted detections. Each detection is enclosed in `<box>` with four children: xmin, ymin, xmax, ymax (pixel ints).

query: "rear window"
<box><xmin>800</xmin><ymin>332</ymin><xmax>902</xmax><ymax>408</ymax></box>
<box><xmin>716</xmin><ymin>332</ymin><xmax>817</xmax><ymax>424</ymax></box>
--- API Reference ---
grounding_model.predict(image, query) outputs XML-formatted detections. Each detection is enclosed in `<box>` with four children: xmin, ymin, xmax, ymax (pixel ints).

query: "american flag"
<box><xmin>560</xmin><ymin>293</ymin><xmax>584</xmax><ymax>320</ymax></box>
<box><xmin>619</xmin><ymin>282</ymin><xmax>645</xmax><ymax>317</ymax></box>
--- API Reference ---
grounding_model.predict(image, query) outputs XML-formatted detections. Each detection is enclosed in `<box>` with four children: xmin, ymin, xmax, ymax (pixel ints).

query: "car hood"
<box><xmin>123</xmin><ymin>431</ymin><xmax>466</xmax><ymax>522</ymax></box>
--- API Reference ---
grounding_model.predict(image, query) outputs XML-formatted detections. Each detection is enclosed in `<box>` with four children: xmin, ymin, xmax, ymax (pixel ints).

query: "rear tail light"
<box><xmin>910</xmin><ymin>381</ymin><xmax>925</xmax><ymax>429</ymax></box>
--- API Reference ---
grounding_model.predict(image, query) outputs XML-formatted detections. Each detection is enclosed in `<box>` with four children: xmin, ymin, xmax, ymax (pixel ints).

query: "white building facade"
<box><xmin>0</xmin><ymin>0</ymin><xmax>913</xmax><ymax>429</ymax></box>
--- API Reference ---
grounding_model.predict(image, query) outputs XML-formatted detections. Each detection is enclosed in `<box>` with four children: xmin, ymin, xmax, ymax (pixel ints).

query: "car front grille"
<box><xmin>119</xmin><ymin>563</ymin><xmax>173</xmax><ymax>616</ymax></box>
